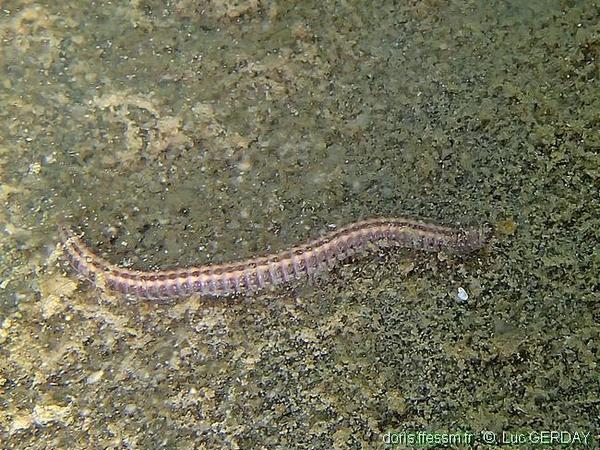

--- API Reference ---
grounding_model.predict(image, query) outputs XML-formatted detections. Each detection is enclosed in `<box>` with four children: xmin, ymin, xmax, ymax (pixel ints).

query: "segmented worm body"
<box><xmin>60</xmin><ymin>218</ymin><xmax>488</xmax><ymax>300</ymax></box>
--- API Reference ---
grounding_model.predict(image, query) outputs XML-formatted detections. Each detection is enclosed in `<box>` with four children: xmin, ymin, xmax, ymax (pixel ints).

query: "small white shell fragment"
<box><xmin>86</xmin><ymin>370</ymin><xmax>104</xmax><ymax>384</ymax></box>
<box><xmin>457</xmin><ymin>287</ymin><xmax>469</xmax><ymax>302</ymax></box>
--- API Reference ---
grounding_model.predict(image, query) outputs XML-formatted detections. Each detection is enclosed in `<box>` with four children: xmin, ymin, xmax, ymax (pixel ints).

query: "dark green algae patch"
<box><xmin>1</xmin><ymin>1</ymin><xmax>598</xmax><ymax>448</ymax></box>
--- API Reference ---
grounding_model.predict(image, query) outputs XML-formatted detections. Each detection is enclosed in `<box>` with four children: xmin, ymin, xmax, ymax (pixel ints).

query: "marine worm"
<box><xmin>59</xmin><ymin>218</ymin><xmax>488</xmax><ymax>300</ymax></box>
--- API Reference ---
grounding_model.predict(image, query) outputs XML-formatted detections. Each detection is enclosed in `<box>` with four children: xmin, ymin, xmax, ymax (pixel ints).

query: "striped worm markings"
<box><xmin>59</xmin><ymin>218</ymin><xmax>488</xmax><ymax>300</ymax></box>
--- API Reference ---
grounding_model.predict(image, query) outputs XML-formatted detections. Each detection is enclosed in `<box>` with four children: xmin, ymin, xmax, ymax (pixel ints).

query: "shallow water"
<box><xmin>1</xmin><ymin>1</ymin><xmax>598</xmax><ymax>448</ymax></box>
